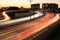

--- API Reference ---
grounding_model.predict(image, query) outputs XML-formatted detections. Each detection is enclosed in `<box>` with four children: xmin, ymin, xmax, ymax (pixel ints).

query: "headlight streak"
<box><xmin>0</xmin><ymin>11</ymin><xmax>43</xmax><ymax>26</ymax></box>
<box><xmin>0</xmin><ymin>12</ymin><xmax>11</xmax><ymax>22</ymax></box>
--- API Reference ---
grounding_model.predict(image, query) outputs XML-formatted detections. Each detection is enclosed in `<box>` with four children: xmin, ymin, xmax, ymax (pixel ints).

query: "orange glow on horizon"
<box><xmin>0</xmin><ymin>0</ymin><xmax>60</xmax><ymax>8</ymax></box>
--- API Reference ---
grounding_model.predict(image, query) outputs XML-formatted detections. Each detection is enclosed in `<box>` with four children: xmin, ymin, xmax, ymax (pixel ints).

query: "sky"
<box><xmin>0</xmin><ymin>0</ymin><xmax>60</xmax><ymax>8</ymax></box>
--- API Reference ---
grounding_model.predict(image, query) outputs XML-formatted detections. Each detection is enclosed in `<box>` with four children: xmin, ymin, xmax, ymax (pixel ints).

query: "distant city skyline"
<box><xmin>0</xmin><ymin>0</ymin><xmax>60</xmax><ymax>8</ymax></box>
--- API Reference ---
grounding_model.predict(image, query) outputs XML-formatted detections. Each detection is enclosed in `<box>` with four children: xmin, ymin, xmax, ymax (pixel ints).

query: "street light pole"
<box><xmin>28</xmin><ymin>0</ymin><xmax>32</xmax><ymax>4</ymax></box>
<box><xmin>28</xmin><ymin>0</ymin><xmax>33</xmax><ymax>20</ymax></box>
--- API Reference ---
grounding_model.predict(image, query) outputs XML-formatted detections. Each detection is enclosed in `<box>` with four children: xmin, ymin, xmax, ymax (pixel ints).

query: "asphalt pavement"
<box><xmin>0</xmin><ymin>12</ymin><xmax>59</xmax><ymax>40</ymax></box>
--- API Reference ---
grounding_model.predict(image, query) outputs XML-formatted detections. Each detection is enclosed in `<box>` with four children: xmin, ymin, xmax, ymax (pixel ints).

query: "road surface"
<box><xmin>0</xmin><ymin>12</ymin><xmax>59</xmax><ymax>40</ymax></box>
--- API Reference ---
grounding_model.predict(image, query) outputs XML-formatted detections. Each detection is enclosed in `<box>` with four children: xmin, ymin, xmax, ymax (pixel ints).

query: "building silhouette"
<box><xmin>31</xmin><ymin>3</ymin><xmax>40</xmax><ymax>10</ymax></box>
<box><xmin>42</xmin><ymin>3</ymin><xmax>58</xmax><ymax>12</ymax></box>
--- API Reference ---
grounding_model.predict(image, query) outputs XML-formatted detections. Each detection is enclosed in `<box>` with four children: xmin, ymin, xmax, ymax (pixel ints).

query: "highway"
<box><xmin>0</xmin><ymin>12</ymin><xmax>59</xmax><ymax>40</ymax></box>
<box><xmin>0</xmin><ymin>11</ymin><xmax>43</xmax><ymax>28</ymax></box>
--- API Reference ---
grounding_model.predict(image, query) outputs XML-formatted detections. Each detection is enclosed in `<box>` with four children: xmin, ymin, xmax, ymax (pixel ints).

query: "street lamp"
<box><xmin>28</xmin><ymin>0</ymin><xmax>33</xmax><ymax>4</ymax></box>
<box><xmin>28</xmin><ymin>0</ymin><xmax>33</xmax><ymax>20</ymax></box>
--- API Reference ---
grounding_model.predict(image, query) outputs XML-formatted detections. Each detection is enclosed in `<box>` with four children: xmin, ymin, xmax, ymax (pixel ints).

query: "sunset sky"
<box><xmin>0</xmin><ymin>0</ymin><xmax>60</xmax><ymax>8</ymax></box>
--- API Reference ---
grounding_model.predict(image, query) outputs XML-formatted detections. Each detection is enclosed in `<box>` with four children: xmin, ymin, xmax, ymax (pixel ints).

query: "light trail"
<box><xmin>0</xmin><ymin>12</ymin><xmax>11</xmax><ymax>22</ymax></box>
<box><xmin>0</xmin><ymin>11</ymin><xmax>43</xmax><ymax>25</ymax></box>
<box><xmin>0</xmin><ymin>12</ymin><xmax>59</xmax><ymax>40</ymax></box>
<box><xmin>11</xmin><ymin>13</ymin><xmax>59</xmax><ymax>40</ymax></box>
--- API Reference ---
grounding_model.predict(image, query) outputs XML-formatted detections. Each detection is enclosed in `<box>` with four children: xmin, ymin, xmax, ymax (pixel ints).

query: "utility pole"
<box><xmin>28</xmin><ymin>0</ymin><xmax>33</xmax><ymax>20</ymax></box>
<box><xmin>28</xmin><ymin>0</ymin><xmax>33</xmax><ymax>4</ymax></box>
